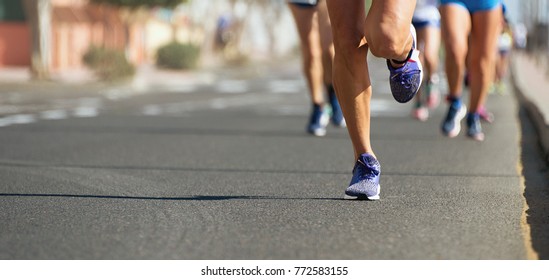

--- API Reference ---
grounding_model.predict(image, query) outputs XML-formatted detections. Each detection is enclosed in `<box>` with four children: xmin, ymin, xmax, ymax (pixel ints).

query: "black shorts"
<box><xmin>288</xmin><ymin>0</ymin><xmax>319</xmax><ymax>8</ymax></box>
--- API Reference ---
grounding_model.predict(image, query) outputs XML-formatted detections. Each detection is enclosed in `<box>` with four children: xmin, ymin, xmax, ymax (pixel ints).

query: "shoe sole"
<box><xmin>344</xmin><ymin>185</ymin><xmax>380</xmax><ymax>200</ymax></box>
<box><xmin>445</xmin><ymin>105</ymin><xmax>467</xmax><ymax>138</ymax></box>
<box><xmin>332</xmin><ymin>119</ymin><xmax>346</xmax><ymax>128</ymax></box>
<box><xmin>308</xmin><ymin>111</ymin><xmax>330</xmax><ymax>136</ymax></box>
<box><xmin>467</xmin><ymin>131</ymin><xmax>485</xmax><ymax>141</ymax></box>
<box><xmin>309</xmin><ymin>129</ymin><xmax>326</xmax><ymax>137</ymax></box>
<box><xmin>467</xmin><ymin>133</ymin><xmax>485</xmax><ymax>141</ymax></box>
<box><xmin>344</xmin><ymin>194</ymin><xmax>380</xmax><ymax>200</ymax></box>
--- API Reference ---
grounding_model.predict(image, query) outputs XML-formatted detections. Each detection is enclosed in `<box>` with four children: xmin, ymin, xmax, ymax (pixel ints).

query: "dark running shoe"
<box><xmin>307</xmin><ymin>104</ymin><xmax>329</xmax><ymax>136</ymax></box>
<box><xmin>441</xmin><ymin>100</ymin><xmax>466</xmax><ymax>138</ymax></box>
<box><xmin>328</xmin><ymin>89</ymin><xmax>346</xmax><ymax>128</ymax></box>
<box><xmin>466</xmin><ymin>112</ymin><xmax>485</xmax><ymax>141</ymax></box>
<box><xmin>387</xmin><ymin>25</ymin><xmax>423</xmax><ymax>103</ymax></box>
<box><xmin>344</xmin><ymin>153</ymin><xmax>381</xmax><ymax>200</ymax></box>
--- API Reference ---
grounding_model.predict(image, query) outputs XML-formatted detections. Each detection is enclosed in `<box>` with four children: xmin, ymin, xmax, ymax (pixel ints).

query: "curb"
<box><xmin>511</xmin><ymin>56</ymin><xmax>549</xmax><ymax>164</ymax></box>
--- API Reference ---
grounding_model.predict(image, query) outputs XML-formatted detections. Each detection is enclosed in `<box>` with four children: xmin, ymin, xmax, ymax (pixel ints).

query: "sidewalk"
<box><xmin>511</xmin><ymin>52</ymin><xmax>549</xmax><ymax>163</ymax></box>
<box><xmin>0</xmin><ymin>64</ymin><xmax>213</xmax><ymax>91</ymax></box>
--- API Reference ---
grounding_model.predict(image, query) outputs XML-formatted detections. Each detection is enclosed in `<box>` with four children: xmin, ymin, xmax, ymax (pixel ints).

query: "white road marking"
<box><xmin>0</xmin><ymin>114</ymin><xmax>36</xmax><ymax>127</ymax></box>
<box><xmin>40</xmin><ymin>110</ymin><xmax>69</xmax><ymax>120</ymax></box>
<box><xmin>215</xmin><ymin>80</ymin><xmax>249</xmax><ymax>94</ymax></box>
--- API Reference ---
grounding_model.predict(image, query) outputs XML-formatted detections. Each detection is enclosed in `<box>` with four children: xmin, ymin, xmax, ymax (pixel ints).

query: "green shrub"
<box><xmin>156</xmin><ymin>41</ymin><xmax>200</xmax><ymax>70</ymax></box>
<box><xmin>83</xmin><ymin>46</ymin><xmax>135</xmax><ymax>81</ymax></box>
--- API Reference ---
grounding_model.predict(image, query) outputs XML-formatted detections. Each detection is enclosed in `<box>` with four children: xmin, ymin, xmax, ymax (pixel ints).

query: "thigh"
<box><xmin>414</xmin><ymin>25</ymin><xmax>440</xmax><ymax>64</ymax></box>
<box><xmin>422</xmin><ymin>25</ymin><xmax>441</xmax><ymax>54</ymax></box>
<box><xmin>470</xmin><ymin>6</ymin><xmax>502</xmax><ymax>57</ymax></box>
<box><xmin>326</xmin><ymin>0</ymin><xmax>366</xmax><ymax>48</ymax></box>
<box><xmin>316</xmin><ymin>0</ymin><xmax>333</xmax><ymax>51</ymax></box>
<box><xmin>439</xmin><ymin>4</ymin><xmax>471</xmax><ymax>52</ymax></box>
<box><xmin>289</xmin><ymin>4</ymin><xmax>318</xmax><ymax>47</ymax></box>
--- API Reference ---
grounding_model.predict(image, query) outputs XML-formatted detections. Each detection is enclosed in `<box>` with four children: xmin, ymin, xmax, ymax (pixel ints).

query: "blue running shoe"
<box><xmin>387</xmin><ymin>25</ymin><xmax>423</xmax><ymax>103</ymax></box>
<box><xmin>307</xmin><ymin>104</ymin><xmax>329</xmax><ymax>136</ymax></box>
<box><xmin>344</xmin><ymin>153</ymin><xmax>381</xmax><ymax>200</ymax></box>
<box><xmin>328</xmin><ymin>88</ymin><xmax>346</xmax><ymax>128</ymax></box>
<box><xmin>466</xmin><ymin>112</ymin><xmax>485</xmax><ymax>141</ymax></box>
<box><xmin>441</xmin><ymin>99</ymin><xmax>466</xmax><ymax>138</ymax></box>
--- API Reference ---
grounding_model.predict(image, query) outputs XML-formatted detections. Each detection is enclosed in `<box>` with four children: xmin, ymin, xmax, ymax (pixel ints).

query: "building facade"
<box><xmin>0</xmin><ymin>0</ymin><xmax>146</xmax><ymax>71</ymax></box>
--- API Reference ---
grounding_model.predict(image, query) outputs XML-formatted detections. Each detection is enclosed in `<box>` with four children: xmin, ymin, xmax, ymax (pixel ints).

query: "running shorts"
<box><xmin>287</xmin><ymin>0</ymin><xmax>318</xmax><ymax>8</ymax></box>
<box><xmin>413</xmin><ymin>0</ymin><xmax>441</xmax><ymax>29</ymax></box>
<box><xmin>439</xmin><ymin>0</ymin><xmax>501</xmax><ymax>13</ymax></box>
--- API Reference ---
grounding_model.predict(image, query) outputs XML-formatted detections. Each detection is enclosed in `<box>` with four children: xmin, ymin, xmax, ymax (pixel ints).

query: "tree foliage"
<box><xmin>156</xmin><ymin>41</ymin><xmax>200</xmax><ymax>69</ymax></box>
<box><xmin>83</xmin><ymin>45</ymin><xmax>136</xmax><ymax>81</ymax></box>
<box><xmin>90</xmin><ymin>0</ymin><xmax>187</xmax><ymax>9</ymax></box>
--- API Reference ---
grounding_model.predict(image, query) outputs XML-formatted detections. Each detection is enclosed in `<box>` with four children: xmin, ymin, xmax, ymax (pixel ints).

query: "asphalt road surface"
<box><xmin>1</xmin><ymin>57</ymin><xmax>547</xmax><ymax>259</ymax></box>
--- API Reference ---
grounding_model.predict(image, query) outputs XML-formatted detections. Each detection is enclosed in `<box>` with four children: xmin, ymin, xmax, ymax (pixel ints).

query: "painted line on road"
<box><xmin>40</xmin><ymin>110</ymin><xmax>69</xmax><ymax>120</ymax></box>
<box><xmin>215</xmin><ymin>80</ymin><xmax>250</xmax><ymax>94</ymax></box>
<box><xmin>73</xmin><ymin>107</ymin><xmax>100</xmax><ymax>118</ymax></box>
<box><xmin>0</xmin><ymin>114</ymin><xmax>36</xmax><ymax>127</ymax></box>
<box><xmin>268</xmin><ymin>80</ymin><xmax>303</xmax><ymax>94</ymax></box>
<box><xmin>139</xmin><ymin>93</ymin><xmax>281</xmax><ymax>115</ymax></box>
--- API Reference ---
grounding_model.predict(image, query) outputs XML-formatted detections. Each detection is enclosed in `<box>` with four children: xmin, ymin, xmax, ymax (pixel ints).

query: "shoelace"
<box><xmin>395</xmin><ymin>66</ymin><xmax>420</xmax><ymax>89</ymax></box>
<box><xmin>353</xmin><ymin>161</ymin><xmax>379</xmax><ymax>180</ymax></box>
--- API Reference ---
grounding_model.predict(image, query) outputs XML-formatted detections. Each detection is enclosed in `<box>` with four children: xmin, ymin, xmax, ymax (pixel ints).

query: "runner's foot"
<box><xmin>387</xmin><ymin>25</ymin><xmax>423</xmax><ymax>103</ymax></box>
<box><xmin>441</xmin><ymin>98</ymin><xmax>466</xmax><ymax>138</ymax></box>
<box><xmin>345</xmin><ymin>153</ymin><xmax>381</xmax><ymax>200</ymax></box>
<box><xmin>307</xmin><ymin>104</ymin><xmax>329</xmax><ymax>136</ymax></box>
<box><xmin>466</xmin><ymin>112</ymin><xmax>485</xmax><ymax>141</ymax></box>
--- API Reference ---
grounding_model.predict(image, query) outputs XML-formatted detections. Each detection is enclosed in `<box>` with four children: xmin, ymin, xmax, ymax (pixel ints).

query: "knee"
<box><xmin>471</xmin><ymin>54</ymin><xmax>497</xmax><ymax>72</ymax></box>
<box><xmin>423</xmin><ymin>51</ymin><xmax>439</xmax><ymax>68</ymax></box>
<box><xmin>471</xmin><ymin>47</ymin><xmax>498</xmax><ymax>65</ymax></box>
<box><xmin>444</xmin><ymin>44</ymin><xmax>467</xmax><ymax>66</ymax></box>
<box><xmin>332</xmin><ymin>28</ymin><xmax>365</xmax><ymax>57</ymax></box>
<box><xmin>301</xmin><ymin>44</ymin><xmax>321</xmax><ymax>66</ymax></box>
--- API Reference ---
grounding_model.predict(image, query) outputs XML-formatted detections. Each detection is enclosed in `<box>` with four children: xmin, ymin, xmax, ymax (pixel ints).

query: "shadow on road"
<box><xmin>0</xmin><ymin>193</ymin><xmax>344</xmax><ymax>201</ymax></box>
<box><xmin>0</xmin><ymin>160</ymin><xmax>519</xmax><ymax>178</ymax></box>
<box><xmin>518</xmin><ymin>106</ymin><xmax>549</xmax><ymax>260</ymax></box>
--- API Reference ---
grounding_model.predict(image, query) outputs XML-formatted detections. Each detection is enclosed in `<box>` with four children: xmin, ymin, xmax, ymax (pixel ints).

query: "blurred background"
<box><xmin>0</xmin><ymin>0</ymin><xmax>546</xmax><ymax>83</ymax></box>
<box><xmin>0</xmin><ymin>0</ymin><xmax>300</xmax><ymax>82</ymax></box>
